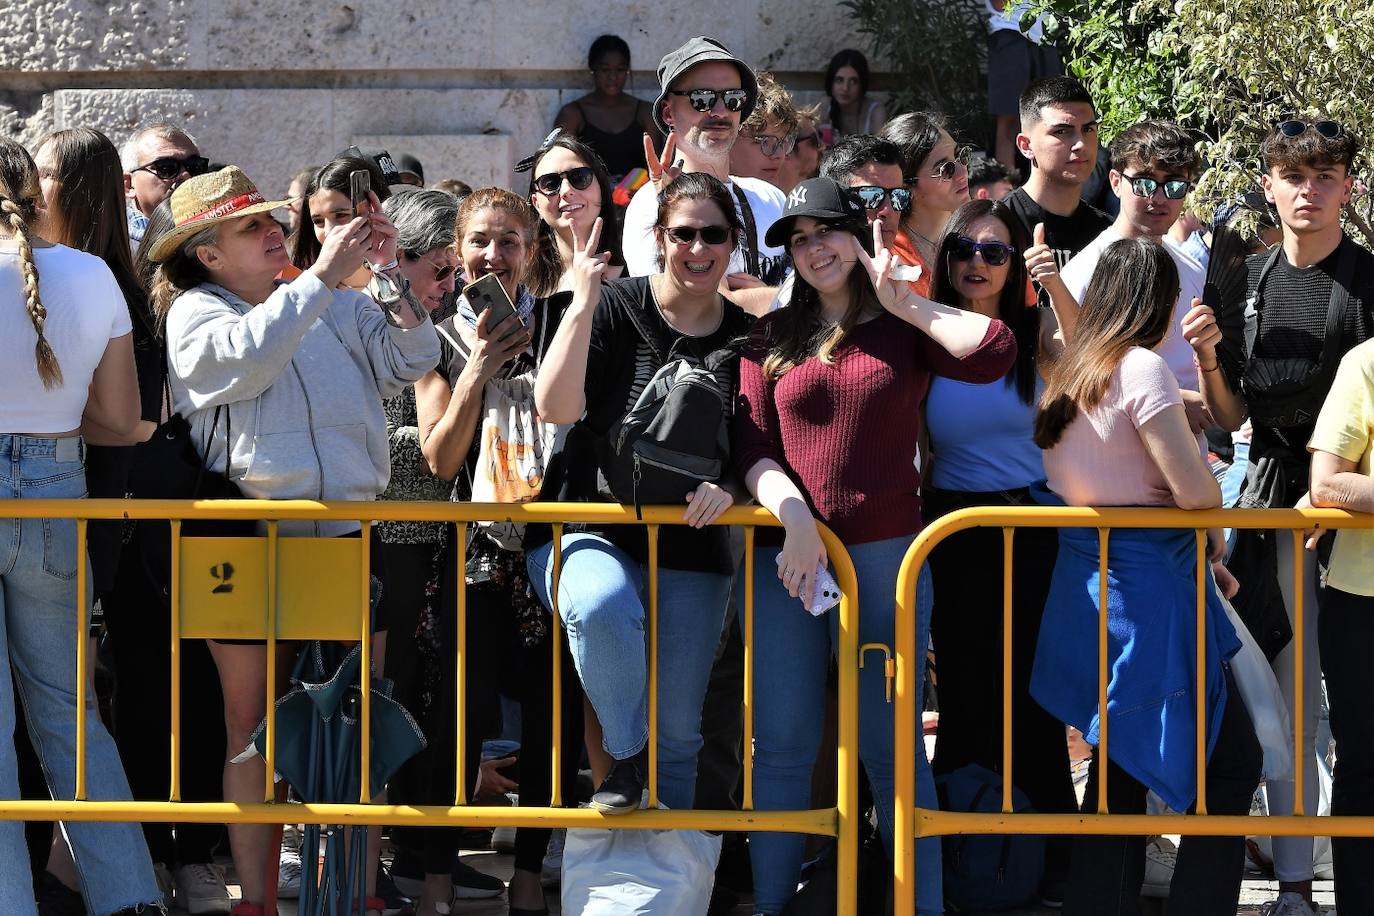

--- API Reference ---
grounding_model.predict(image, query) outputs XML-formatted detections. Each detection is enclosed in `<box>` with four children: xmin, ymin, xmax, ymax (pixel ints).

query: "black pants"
<box><xmin>102</xmin><ymin>522</ymin><xmax>226</xmax><ymax>868</ymax></box>
<box><xmin>1063</xmin><ymin>669</ymin><xmax>1261</xmax><ymax>916</ymax></box>
<box><xmin>926</xmin><ymin>489</ymin><xmax>1077</xmax><ymax>883</ymax></box>
<box><xmin>1318</xmin><ymin>585</ymin><xmax>1374</xmax><ymax>915</ymax></box>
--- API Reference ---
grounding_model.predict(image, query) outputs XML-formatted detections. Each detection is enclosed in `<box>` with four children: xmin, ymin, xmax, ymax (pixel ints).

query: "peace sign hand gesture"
<box><xmin>570</xmin><ymin>216</ymin><xmax>610</xmax><ymax>306</ymax></box>
<box><xmin>852</xmin><ymin>219</ymin><xmax>910</xmax><ymax>314</ymax></box>
<box><xmin>644</xmin><ymin>132</ymin><xmax>682</xmax><ymax>193</ymax></box>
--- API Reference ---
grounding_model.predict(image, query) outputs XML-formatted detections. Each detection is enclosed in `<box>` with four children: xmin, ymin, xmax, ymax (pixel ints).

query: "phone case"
<box><xmin>775</xmin><ymin>553</ymin><xmax>842</xmax><ymax>616</ymax></box>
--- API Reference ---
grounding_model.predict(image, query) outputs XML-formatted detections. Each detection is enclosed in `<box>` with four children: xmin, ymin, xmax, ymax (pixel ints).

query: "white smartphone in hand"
<box><xmin>776</xmin><ymin>553</ymin><xmax>842</xmax><ymax>616</ymax></box>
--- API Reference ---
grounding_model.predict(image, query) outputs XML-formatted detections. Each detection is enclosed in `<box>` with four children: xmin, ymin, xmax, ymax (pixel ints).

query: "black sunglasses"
<box><xmin>852</xmin><ymin>185</ymin><xmax>912</xmax><ymax>212</ymax></box>
<box><xmin>949</xmin><ymin>236</ymin><xmax>1015</xmax><ymax>266</ymax></box>
<box><xmin>661</xmin><ymin>225</ymin><xmax>732</xmax><ymax>246</ymax></box>
<box><xmin>1122</xmin><ymin>173</ymin><xmax>1192</xmax><ymax>200</ymax></box>
<box><xmin>132</xmin><ymin>155</ymin><xmax>210</xmax><ymax>181</ymax></box>
<box><xmin>1274</xmin><ymin>116</ymin><xmax>1344</xmax><ymax>140</ymax></box>
<box><xmin>404</xmin><ymin>250</ymin><xmax>457</xmax><ymax>283</ymax></box>
<box><xmin>533</xmin><ymin>166</ymin><xmax>596</xmax><ymax>196</ymax></box>
<box><xmin>668</xmin><ymin>88</ymin><xmax>750</xmax><ymax>113</ymax></box>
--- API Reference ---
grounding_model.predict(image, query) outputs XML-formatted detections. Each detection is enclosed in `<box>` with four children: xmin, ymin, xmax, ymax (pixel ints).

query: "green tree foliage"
<box><xmin>1033</xmin><ymin>0</ymin><xmax>1373</xmax><ymax>245</ymax></box>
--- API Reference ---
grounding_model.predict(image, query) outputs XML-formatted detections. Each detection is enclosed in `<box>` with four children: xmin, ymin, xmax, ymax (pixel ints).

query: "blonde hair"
<box><xmin>742</xmin><ymin>72</ymin><xmax>801</xmax><ymax>138</ymax></box>
<box><xmin>0</xmin><ymin>138</ymin><xmax>61</xmax><ymax>388</ymax></box>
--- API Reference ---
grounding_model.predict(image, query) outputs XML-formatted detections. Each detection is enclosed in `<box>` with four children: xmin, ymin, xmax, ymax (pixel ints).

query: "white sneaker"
<box><xmin>174</xmin><ymin>862</ymin><xmax>232</xmax><ymax>915</ymax></box>
<box><xmin>1141</xmin><ymin>835</ymin><xmax>1176</xmax><ymax>898</ymax></box>
<box><xmin>1259</xmin><ymin>892</ymin><xmax>1320</xmax><ymax>916</ymax></box>
<box><xmin>541</xmin><ymin>828</ymin><xmax>565</xmax><ymax>887</ymax></box>
<box><xmin>278</xmin><ymin>842</ymin><xmax>303</xmax><ymax>899</ymax></box>
<box><xmin>491</xmin><ymin>825</ymin><xmax>517</xmax><ymax>853</ymax></box>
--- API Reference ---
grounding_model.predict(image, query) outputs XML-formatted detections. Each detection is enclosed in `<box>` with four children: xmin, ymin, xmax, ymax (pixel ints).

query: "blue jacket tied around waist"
<box><xmin>1028</xmin><ymin>484</ymin><xmax>1242</xmax><ymax>812</ymax></box>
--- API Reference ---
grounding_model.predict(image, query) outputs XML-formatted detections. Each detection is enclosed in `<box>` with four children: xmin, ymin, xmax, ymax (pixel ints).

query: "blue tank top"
<box><xmin>926</xmin><ymin>373</ymin><xmax>1044</xmax><ymax>491</ymax></box>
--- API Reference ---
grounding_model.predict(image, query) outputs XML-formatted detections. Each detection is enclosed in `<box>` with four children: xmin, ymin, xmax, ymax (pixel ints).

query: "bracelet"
<box><xmin>368</xmin><ymin>258</ymin><xmax>400</xmax><ymax>274</ymax></box>
<box><xmin>1200</xmin><ymin>362</ymin><xmax>1221</xmax><ymax>373</ymax></box>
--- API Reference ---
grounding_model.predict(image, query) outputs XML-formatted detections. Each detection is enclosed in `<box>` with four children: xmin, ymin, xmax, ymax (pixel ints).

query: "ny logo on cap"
<box><xmin>788</xmin><ymin>185</ymin><xmax>807</xmax><ymax>208</ymax></box>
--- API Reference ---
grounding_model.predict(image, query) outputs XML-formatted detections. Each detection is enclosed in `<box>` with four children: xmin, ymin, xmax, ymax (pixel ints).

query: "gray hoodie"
<box><xmin>164</xmin><ymin>271</ymin><xmax>440</xmax><ymax>536</ymax></box>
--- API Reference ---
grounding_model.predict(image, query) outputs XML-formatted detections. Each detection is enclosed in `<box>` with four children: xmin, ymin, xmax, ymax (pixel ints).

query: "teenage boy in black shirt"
<box><xmin>1002</xmin><ymin>75</ymin><xmax>1111</xmax><ymax>268</ymax></box>
<box><xmin>1187</xmin><ymin>117</ymin><xmax>1372</xmax><ymax>916</ymax></box>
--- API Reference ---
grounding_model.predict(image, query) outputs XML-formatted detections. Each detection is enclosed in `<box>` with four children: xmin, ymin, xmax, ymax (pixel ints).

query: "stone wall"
<box><xmin>3</xmin><ymin>0</ymin><xmax>867</xmax><ymax>195</ymax></box>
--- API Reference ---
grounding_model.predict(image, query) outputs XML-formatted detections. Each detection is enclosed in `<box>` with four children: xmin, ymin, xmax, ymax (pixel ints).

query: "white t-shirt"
<box><xmin>1061</xmin><ymin>227</ymin><xmax>1207</xmax><ymax>394</ymax></box>
<box><xmin>622</xmin><ymin>174</ymin><xmax>788</xmax><ymax>281</ymax></box>
<box><xmin>988</xmin><ymin>0</ymin><xmax>1045</xmax><ymax>42</ymax></box>
<box><xmin>0</xmin><ymin>244</ymin><xmax>132</xmax><ymax>432</ymax></box>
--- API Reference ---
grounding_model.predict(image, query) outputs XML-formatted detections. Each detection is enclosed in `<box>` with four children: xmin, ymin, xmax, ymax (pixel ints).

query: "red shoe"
<box><xmin>230</xmin><ymin>902</ymin><xmax>267</xmax><ymax>916</ymax></box>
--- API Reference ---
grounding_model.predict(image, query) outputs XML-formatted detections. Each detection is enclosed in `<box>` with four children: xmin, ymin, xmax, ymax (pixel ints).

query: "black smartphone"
<box><xmin>349</xmin><ymin>169</ymin><xmax>371</xmax><ymax>218</ymax></box>
<box><xmin>463</xmin><ymin>273</ymin><xmax>523</xmax><ymax>330</ymax></box>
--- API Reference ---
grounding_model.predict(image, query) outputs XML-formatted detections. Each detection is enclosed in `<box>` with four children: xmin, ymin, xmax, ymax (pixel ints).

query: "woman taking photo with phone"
<box><xmin>152</xmin><ymin>164</ymin><xmax>438</xmax><ymax>916</ymax></box>
<box><xmin>287</xmin><ymin>153</ymin><xmax>394</xmax><ymax>289</ymax></box>
<box><xmin>733</xmin><ymin>178</ymin><xmax>1017</xmax><ymax>915</ymax></box>
<box><xmin>1029</xmin><ymin>238</ymin><xmax>1259</xmax><ymax>916</ymax></box>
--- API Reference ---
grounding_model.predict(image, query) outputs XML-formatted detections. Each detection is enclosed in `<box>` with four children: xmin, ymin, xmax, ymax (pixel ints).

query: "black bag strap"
<box><xmin>1242</xmin><ymin>244</ymin><xmax>1284</xmax><ymax>361</ymax></box>
<box><xmin>730</xmin><ymin>183</ymin><xmax>762</xmax><ymax>279</ymax></box>
<box><xmin>193</xmin><ymin>405</ymin><xmax>231</xmax><ymax>497</ymax></box>
<box><xmin>1245</xmin><ymin>238</ymin><xmax>1354</xmax><ymax>366</ymax></box>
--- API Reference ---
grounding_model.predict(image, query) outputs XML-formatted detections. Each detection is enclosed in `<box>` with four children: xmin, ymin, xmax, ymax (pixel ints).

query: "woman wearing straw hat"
<box><xmin>149</xmin><ymin>165</ymin><xmax>440</xmax><ymax>916</ymax></box>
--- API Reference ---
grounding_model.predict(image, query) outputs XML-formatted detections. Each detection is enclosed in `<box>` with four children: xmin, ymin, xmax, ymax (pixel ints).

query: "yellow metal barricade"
<box><xmin>891</xmin><ymin>505</ymin><xmax>1372</xmax><ymax>916</ymax></box>
<box><xmin>0</xmin><ymin>499</ymin><xmax>865</xmax><ymax>916</ymax></box>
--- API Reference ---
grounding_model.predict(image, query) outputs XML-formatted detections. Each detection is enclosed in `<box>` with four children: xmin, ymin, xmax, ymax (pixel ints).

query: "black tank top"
<box><xmin>575</xmin><ymin>99</ymin><xmax>646</xmax><ymax>183</ymax></box>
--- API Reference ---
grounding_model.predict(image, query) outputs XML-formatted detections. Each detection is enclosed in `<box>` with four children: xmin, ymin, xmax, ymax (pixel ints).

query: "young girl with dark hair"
<box><xmin>822</xmin><ymin>48</ymin><xmax>887</xmax><ymax>139</ymax></box>
<box><xmin>734</xmin><ymin>177</ymin><xmax>1016</xmax><ymax>915</ymax></box>
<box><xmin>524</xmin><ymin>134</ymin><xmax>624</xmax><ymax>297</ymax></box>
<box><xmin>287</xmin><ymin>155</ymin><xmax>394</xmax><ymax>286</ymax></box>
<box><xmin>1030</xmin><ymin>237</ymin><xmax>1259</xmax><ymax>916</ymax></box>
<box><xmin>553</xmin><ymin>34</ymin><xmax>663</xmax><ymax>183</ymax></box>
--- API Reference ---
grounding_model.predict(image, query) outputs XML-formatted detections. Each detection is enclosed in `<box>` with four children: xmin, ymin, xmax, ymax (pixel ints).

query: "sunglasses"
<box><xmin>1274</xmin><ymin>116</ymin><xmax>1344</xmax><ymax>140</ymax></box>
<box><xmin>668</xmin><ymin>88</ymin><xmax>750</xmax><ymax>113</ymax></box>
<box><xmin>1122</xmin><ymin>173</ymin><xmax>1192</xmax><ymax>200</ymax></box>
<box><xmin>132</xmin><ymin>155</ymin><xmax>210</xmax><ymax>181</ymax></box>
<box><xmin>949</xmin><ymin>236</ymin><xmax>1015</xmax><ymax>266</ymax></box>
<box><xmin>909</xmin><ymin>147</ymin><xmax>972</xmax><ymax>184</ymax></box>
<box><xmin>743</xmin><ymin>133</ymin><xmax>796</xmax><ymax>157</ymax></box>
<box><xmin>852</xmin><ymin>185</ymin><xmax>912</xmax><ymax>212</ymax></box>
<box><xmin>404</xmin><ymin>250</ymin><xmax>457</xmax><ymax>283</ymax></box>
<box><xmin>661</xmin><ymin>225</ymin><xmax>732</xmax><ymax>246</ymax></box>
<box><xmin>533</xmin><ymin>166</ymin><xmax>596</xmax><ymax>196</ymax></box>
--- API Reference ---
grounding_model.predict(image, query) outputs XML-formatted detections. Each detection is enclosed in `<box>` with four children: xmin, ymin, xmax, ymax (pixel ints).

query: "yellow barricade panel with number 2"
<box><xmin>179</xmin><ymin>536</ymin><xmax>365</xmax><ymax>641</ymax></box>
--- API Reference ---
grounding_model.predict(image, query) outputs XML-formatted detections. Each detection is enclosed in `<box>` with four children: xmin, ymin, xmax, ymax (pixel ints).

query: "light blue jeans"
<box><xmin>749</xmin><ymin>535</ymin><xmax>942</xmax><ymax>915</ymax></box>
<box><xmin>527</xmin><ymin>533</ymin><xmax>731</xmax><ymax>811</ymax></box>
<box><xmin>0</xmin><ymin>436</ymin><xmax>160</xmax><ymax>915</ymax></box>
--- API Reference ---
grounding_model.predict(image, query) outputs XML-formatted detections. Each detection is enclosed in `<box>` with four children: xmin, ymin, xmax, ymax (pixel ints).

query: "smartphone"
<box><xmin>348</xmin><ymin>169</ymin><xmax>371</xmax><ymax>218</ymax></box>
<box><xmin>463</xmin><ymin>273</ymin><xmax>523</xmax><ymax>330</ymax></box>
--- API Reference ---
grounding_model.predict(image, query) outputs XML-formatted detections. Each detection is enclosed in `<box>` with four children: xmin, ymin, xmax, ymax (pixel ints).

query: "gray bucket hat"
<box><xmin>652</xmin><ymin>36</ymin><xmax>759</xmax><ymax>135</ymax></box>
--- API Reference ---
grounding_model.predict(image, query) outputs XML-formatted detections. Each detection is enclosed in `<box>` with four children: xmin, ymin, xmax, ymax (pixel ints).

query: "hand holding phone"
<box><xmin>349</xmin><ymin>169</ymin><xmax>372</xmax><ymax>218</ymax></box>
<box><xmin>775</xmin><ymin>553</ymin><xmax>842</xmax><ymax>616</ymax></box>
<box><xmin>463</xmin><ymin>274</ymin><xmax>524</xmax><ymax>333</ymax></box>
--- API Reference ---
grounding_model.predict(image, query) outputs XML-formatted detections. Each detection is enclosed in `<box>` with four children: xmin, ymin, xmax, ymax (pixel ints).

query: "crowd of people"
<box><xmin>0</xmin><ymin>23</ymin><xmax>1370</xmax><ymax>916</ymax></box>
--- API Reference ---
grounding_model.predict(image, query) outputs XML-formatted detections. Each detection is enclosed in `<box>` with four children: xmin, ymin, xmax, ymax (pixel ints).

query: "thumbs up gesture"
<box><xmin>1023</xmin><ymin>222</ymin><xmax>1060</xmax><ymax>288</ymax></box>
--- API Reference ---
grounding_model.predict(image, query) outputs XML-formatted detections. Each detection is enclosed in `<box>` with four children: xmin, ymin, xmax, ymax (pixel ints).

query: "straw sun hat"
<box><xmin>147</xmin><ymin>165</ymin><xmax>291</xmax><ymax>262</ymax></box>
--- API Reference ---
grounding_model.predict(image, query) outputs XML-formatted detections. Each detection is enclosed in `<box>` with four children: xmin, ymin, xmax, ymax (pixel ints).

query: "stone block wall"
<box><xmin>3</xmin><ymin>0</ymin><xmax>868</xmax><ymax>194</ymax></box>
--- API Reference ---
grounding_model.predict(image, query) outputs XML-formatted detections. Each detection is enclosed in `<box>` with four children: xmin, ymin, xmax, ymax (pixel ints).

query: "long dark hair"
<box><xmin>931</xmin><ymin>199</ymin><xmax>1036</xmax><ymax>404</ymax></box>
<box><xmin>133</xmin><ymin>199</ymin><xmax>175</xmax><ymax>298</ymax></box>
<box><xmin>1033</xmin><ymin>238</ymin><xmax>1180</xmax><ymax>448</ymax></box>
<box><xmin>39</xmin><ymin>127</ymin><xmax>153</xmax><ymax>337</ymax></box>
<box><xmin>288</xmin><ymin>155</ymin><xmax>393</xmax><ymax>270</ymax></box>
<box><xmin>824</xmin><ymin>49</ymin><xmax>871</xmax><ymax>136</ymax></box>
<box><xmin>760</xmin><ymin>216</ymin><xmax>879</xmax><ymax>379</ymax></box>
<box><xmin>524</xmin><ymin>136</ymin><xmax>623</xmax><ymax>297</ymax></box>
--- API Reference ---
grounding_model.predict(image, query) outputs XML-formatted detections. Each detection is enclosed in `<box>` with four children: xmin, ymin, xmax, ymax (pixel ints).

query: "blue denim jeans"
<box><xmin>749</xmin><ymin>536</ymin><xmax>942</xmax><ymax>915</ymax></box>
<box><xmin>0</xmin><ymin>436</ymin><xmax>160</xmax><ymax>915</ymax></box>
<box><xmin>527</xmin><ymin>534</ymin><xmax>731</xmax><ymax>811</ymax></box>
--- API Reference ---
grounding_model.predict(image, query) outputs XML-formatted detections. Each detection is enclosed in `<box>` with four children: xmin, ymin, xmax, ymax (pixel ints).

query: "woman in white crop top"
<box><xmin>0</xmin><ymin>138</ymin><xmax>159</xmax><ymax>915</ymax></box>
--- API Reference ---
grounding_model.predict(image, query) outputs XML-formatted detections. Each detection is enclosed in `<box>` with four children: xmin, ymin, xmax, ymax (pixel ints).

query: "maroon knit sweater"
<box><xmin>733</xmin><ymin>310</ymin><xmax>1017</xmax><ymax>544</ymax></box>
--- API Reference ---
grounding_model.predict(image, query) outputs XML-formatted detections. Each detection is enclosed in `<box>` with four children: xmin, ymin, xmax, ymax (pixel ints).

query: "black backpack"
<box><xmin>607</xmin><ymin>311</ymin><xmax>736</xmax><ymax>517</ymax></box>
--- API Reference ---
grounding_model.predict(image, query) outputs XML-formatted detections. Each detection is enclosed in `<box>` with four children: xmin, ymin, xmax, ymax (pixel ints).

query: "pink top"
<box><xmin>1044</xmin><ymin>347</ymin><xmax>1183</xmax><ymax>507</ymax></box>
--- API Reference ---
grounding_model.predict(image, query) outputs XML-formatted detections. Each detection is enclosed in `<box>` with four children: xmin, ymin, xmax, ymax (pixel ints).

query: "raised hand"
<box><xmin>312</xmin><ymin>215</ymin><xmax>374</xmax><ymax>288</ymax></box>
<box><xmin>1181</xmin><ymin>297</ymin><xmax>1223</xmax><ymax>367</ymax></box>
<box><xmin>569</xmin><ymin>217</ymin><xmax>610</xmax><ymax>304</ymax></box>
<box><xmin>363</xmin><ymin>190</ymin><xmax>399</xmax><ymax>266</ymax></box>
<box><xmin>467</xmin><ymin>309</ymin><xmax>531</xmax><ymax>384</ymax></box>
<box><xmin>852</xmin><ymin>219</ymin><xmax>908</xmax><ymax>313</ymax></box>
<box><xmin>644</xmin><ymin>132</ymin><xmax>682</xmax><ymax>193</ymax></box>
<box><xmin>1023</xmin><ymin>222</ymin><xmax>1060</xmax><ymax>288</ymax></box>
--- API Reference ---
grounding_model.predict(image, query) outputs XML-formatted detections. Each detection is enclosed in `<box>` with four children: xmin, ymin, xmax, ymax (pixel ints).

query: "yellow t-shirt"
<box><xmin>1308</xmin><ymin>337</ymin><xmax>1374</xmax><ymax>598</ymax></box>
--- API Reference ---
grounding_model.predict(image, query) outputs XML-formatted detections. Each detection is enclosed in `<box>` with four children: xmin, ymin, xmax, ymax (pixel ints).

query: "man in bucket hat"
<box><xmin>621</xmin><ymin>35</ymin><xmax>788</xmax><ymax>310</ymax></box>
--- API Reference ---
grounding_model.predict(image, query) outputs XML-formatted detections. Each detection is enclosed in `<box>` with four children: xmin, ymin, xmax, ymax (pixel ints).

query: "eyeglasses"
<box><xmin>667</xmin><ymin>88</ymin><xmax>750</xmax><ymax>113</ymax></box>
<box><xmin>1121</xmin><ymin>173</ymin><xmax>1193</xmax><ymax>200</ymax></box>
<box><xmin>949</xmin><ymin>236</ymin><xmax>1015</xmax><ymax>266</ymax></box>
<box><xmin>909</xmin><ymin>147</ymin><xmax>972</xmax><ymax>184</ymax></box>
<box><xmin>533</xmin><ymin>167</ymin><xmax>596</xmax><ymax>196</ymax></box>
<box><xmin>852</xmin><ymin>185</ymin><xmax>912</xmax><ymax>212</ymax></box>
<box><xmin>405</xmin><ymin>250</ymin><xmax>457</xmax><ymax>283</ymax></box>
<box><xmin>742</xmin><ymin>133</ymin><xmax>796</xmax><ymax>157</ymax></box>
<box><xmin>132</xmin><ymin>155</ymin><xmax>210</xmax><ymax>181</ymax></box>
<box><xmin>661</xmin><ymin>225</ymin><xmax>732</xmax><ymax>246</ymax></box>
<box><xmin>1274</xmin><ymin>116</ymin><xmax>1344</xmax><ymax>140</ymax></box>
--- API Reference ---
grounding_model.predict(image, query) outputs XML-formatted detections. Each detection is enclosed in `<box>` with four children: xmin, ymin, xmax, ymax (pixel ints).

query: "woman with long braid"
<box><xmin>0</xmin><ymin>137</ymin><xmax>163</xmax><ymax>914</ymax></box>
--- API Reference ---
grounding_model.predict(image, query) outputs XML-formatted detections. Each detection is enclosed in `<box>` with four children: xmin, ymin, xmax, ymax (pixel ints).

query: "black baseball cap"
<box><xmin>764</xmin><ymin>177</ymin><xmax>867</xmax><ymax>248</ymax></box>
<box><xmin>394</xmin><ymin>152</ymin><xmax>425</xmax><ymax>185</ymax></box>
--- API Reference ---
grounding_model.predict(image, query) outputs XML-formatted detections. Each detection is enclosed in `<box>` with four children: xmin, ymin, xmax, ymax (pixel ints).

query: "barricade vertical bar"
<box><xmin>359</xmin><ymin>520</ymin><xmax>372</xmax><ymax>804</ymax></box>
<box><xmin>743</xmin><ymin>526</ymin><xmax>756</xmax><ymax>811</ymax></box>
<box><xmin>1002</xmin><ymin>527</ymin><xmax>1014</xmax><ymax>813</ymax></box>
<box><xmin>647</xmin><ymin>523</ymin><xmax>660</xmax><ymax>810</ymax></box>
<box><xmin>1291</xmin><ymin>529</ymin><xmax>1305</xmax><ymax>815</ymax></box>
<box><xmin>75</xmin><ymin>518</ymin><xmax>88</xmax><ymax>800</ymax></box>
<box><xmin>893</xmin><ymin>542</ymin><xmax>920</xmax><ymax>916</ymax></box>
<box><xmin>170</xmin><ymin>519</ymin><xmax>183</xmax><ymax>800</ymax></box>
<box><xmin>1096</xmin><ymin>528</ymin><xmax>1110</xmax><ymax>815</ymax></box>
<box><xmin>455</xmin><ymin>522</ymin><xmax>468</xmax><ymax>806</ymax></box>
<box><xmin>1194</xmin><ymin>529</ymin><xmax>1208</xmax><ymax>815</ymax></box>
<box><xmin>830</xmin><ymin>532</ymin><xmax>859</xmax><ymax>916</ymax></box>
<box><xmin>550</xmin><ymin>523</ymin><xmax>564</xmax><ymax>807</ymax></box>
<box><xmin>265</xmin><ymin>521</ymin><xmax>279</xmax><ymax>802</ymax></box>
